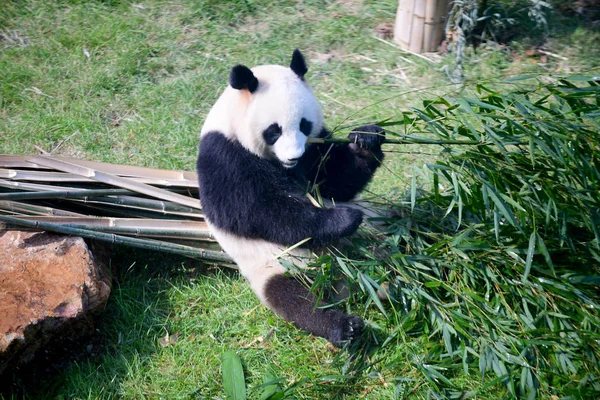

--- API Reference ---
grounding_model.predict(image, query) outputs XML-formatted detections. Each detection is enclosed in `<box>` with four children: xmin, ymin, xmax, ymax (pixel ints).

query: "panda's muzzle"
<box><xmin>282</xmin><ymin>157</ymin><xmax>300</xmax><ymax>168</ymax></box>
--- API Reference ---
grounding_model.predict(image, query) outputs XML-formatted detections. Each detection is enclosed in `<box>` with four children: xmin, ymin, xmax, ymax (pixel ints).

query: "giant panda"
<box><xmin>196</xmin><ymin>49</ymin><xmax>385</xmax><ymax>347</ymax></box>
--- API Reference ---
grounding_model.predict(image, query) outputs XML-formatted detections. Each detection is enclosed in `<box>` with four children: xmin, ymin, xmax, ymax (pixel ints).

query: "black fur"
<box><xmin>264</xmin><ymin>275</ymin><xmax>363</xmax><ymax>347</ymax></box>
<box><xmin>262</xmin><ymin>123</ymin><xmax>282</xmax><ymax>146</ymax></box>
<box><xmin>290</xmin><ymin>49</ymin><xmax>308</xmax><ymax>80</ymax></box>
<box><xmin>229</xmin><ymin>65</ymin><xmax>259</xmax><ymax>93</ymax></box>
<box><xmin>295</xmin><ymin>125</ymin><xmax>385</xmax><ymax>201</ymax></box>
<box><xmin>197</xmin><ymin>132</ymin><xmax>363</xmax><ymax>249</ymax></box>
<box><xmin>299</xmin><ymin>118</ymin><xmax>312</xmax><ymax>137</ymax></box>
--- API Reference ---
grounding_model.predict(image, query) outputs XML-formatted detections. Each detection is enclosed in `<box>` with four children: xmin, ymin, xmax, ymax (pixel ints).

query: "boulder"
<box><xmin>0</xmin><ymin>229</ymin><xmax>111</xmax><ymax>375</ymax></box>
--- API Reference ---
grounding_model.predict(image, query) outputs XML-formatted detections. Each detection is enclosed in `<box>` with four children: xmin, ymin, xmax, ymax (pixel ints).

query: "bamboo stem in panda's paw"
<box><xmin>307</xmin><ymin>136</ymin><xmax>483</xmax><ymax>146</ymax></box>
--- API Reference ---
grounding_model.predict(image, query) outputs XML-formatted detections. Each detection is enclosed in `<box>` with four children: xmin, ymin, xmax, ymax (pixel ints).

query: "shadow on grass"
<box><xmin>1</xmin><ymin>245</ymin><xmax>378</xmax><ymax>399</ymax></box>
<box><xmin>0</xmin><ymin>245</ymin><xmax>216</xmax><ymax>400</ymax></box>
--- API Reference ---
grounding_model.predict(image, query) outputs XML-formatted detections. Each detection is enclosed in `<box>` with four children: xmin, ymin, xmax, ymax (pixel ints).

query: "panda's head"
<box><xmin>202</xmin><ymin>49</ymin><xmax>324</xmax><ymax>168</ymax></box>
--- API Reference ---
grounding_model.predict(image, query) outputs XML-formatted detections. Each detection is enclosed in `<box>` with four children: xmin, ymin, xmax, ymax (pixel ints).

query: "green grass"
<box><xmin>1</xmin><ymin>0</ymin><xmax>599</xmax><ymax>399</ymax></box>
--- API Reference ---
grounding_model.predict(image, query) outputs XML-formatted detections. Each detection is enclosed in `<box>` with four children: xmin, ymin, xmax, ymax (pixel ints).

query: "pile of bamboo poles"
<box><xmin>0</xmin><ymin>155</ymin><xmax>234</xmax><ymax>265</ymax></box>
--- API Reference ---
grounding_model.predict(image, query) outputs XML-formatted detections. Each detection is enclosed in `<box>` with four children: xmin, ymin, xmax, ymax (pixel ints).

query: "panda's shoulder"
<box><xmin>199</xmin><ymin>131</ymin><xmax>241</xmax><ymax>159</ymax></box>
<box><xmin>198</xmin><ymin>131</ymin><xmax>282</xmax><ymax>177</ymax></box>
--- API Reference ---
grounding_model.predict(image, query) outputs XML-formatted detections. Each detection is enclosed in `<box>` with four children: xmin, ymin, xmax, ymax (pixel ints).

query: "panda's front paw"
<box><xmin>348</xmin><ymin>125</ymin><xmax>385</xmax><ymax>151</ymax></box>
<box><xmin>329</xmin><ymin>207</ymin><xmax>363</xmax><ymax>238</ymax></box>
<box><xmin>329</xmin><ymin>315</ymin><xmax>364</xmax><ymax>347</ymax></box>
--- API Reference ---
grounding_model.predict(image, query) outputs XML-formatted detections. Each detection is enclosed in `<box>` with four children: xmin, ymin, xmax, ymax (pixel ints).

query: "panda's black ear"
<box><xmin>290</xmin><ymin>49</ymin><xmax>308</xmax><ymax>80</ymax></box>
<box><xmin>229</xmin><ymin>65</ymin><xmax>259</xmax><ymax>93</ymax></box>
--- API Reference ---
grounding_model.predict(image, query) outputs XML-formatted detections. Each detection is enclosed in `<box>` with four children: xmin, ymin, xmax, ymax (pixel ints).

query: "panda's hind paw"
<box><xmin>348</xmin><ymin>125</ymin><xmax>385</xmax><ymax>150</ymax></box>
<box><xmin>330</xmin><ymin>315</ymin><xmax>364</xmax><ymax>347</ymax></box>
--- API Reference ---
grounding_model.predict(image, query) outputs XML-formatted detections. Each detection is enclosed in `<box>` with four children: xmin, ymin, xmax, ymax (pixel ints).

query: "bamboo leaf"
<box><xmin>222</xmin><ymin>351</ymin><xmax>246</xmax><ymax>400</ymax></box>
<box><xmin>336</xmin><ymin>256</ymin><xmax>356</xmax><ymax>279</ymax></box>
<box><xmin>536</xmin><ymin>233</ymin><xmax>555</xmax><ymax>276</ymax></box>
<box><xmin>483</xmin><ymin>181</ymin><xmax>523</xmax><ymax>232</ymax></box>
<box><xmin>357</xmin><ymin>272</ymin><xmax>387</xmax><ymax>317</ymax></box>
<box><xmin>410</xmin><ymin>168</ymin><xmax>417</xmax><ymax>212</ymax></box>
<box><xmin>442</xmin><ymin>325</ymin><xmax>453</xmax><ymax>354</ymax></box>
<box><xmin>522</xmin><ymin>232</ymin><xmax>536</xmax><ymax>282</ymax></box>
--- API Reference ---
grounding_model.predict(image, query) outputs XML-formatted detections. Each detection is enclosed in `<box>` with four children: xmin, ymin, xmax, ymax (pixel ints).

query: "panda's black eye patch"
<box><xmin>300</xmin><ymin>118</ymin><xmax>312</xmax><ymax>137</ymax></box>
<box><xmin>263</xmin><ymin>123</ymin><xmax>282</xmax><ymax>145</ymax></box>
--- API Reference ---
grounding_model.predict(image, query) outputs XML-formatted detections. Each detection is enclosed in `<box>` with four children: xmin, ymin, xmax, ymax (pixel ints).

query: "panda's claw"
<box><xmin>329</xmin><ymin>315</ymin><xmax>364</xmax><ymax>347</ymax></box>
<box><xmin>348</xmin><ymin>125</ymin><xmax>385</xmax><ymax>150</ymax></box>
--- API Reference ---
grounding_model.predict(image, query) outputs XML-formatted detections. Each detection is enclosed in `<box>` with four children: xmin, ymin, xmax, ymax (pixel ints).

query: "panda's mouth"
<box><xmin>281</xmin><ymin>160</ymin><xmax>298</xmax><ymax>168</ymax></box>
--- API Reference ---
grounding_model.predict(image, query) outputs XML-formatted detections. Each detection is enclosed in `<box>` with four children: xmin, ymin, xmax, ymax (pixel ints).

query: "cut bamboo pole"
<box><xmin>0</xmin><ymin>154</ymin><xmax>198</xmax><ymax>182</ymax></box>
<box><xmin>0</xmin><ymin>179</ymin><xmax>85</xmax><ymax>192</ymax></box>
<box><xmin>0</xmin><ymin>168</ymin><xmax>199</xmax><ymax>188</ymax></box>
<box><xmin>0</xmin><ymin>155</ymin><xmax>51</xmax><ymax>169</ymax></box>
<box><xmin>55</xmin><ymin>156</ymin><xmax>198</xmax><ymax>182</ymax></box>
<box><xmin>396</xmin><ymin>0</ymin><xmax>415</xmax><ymax>51</ymax></box>
<box><xmin>0</xmin><ymin>214</ymin><xmax>234</xmax><ymax>265</ymax></box>
<box><xmin>5</xmin><ymin>216</ymin><xmax>214</xmax><ymax>240</ymax></box>
<box><xmin>0</xmin><ymin>200</ymin><xmax>85</xmax><ymax>217</ymax></box>
<box><xmin>74</xmin><ymin>195</ymin><xmax>203</xmax><ymax>215</ymax></box>
<box><xmin>394</xmin><ymin>0</ymin><xmax>450</xmax><ymax>53</ymax></box>
<box><xmin>0</xmin><ymin>188</ymin><xmax>134</xmax><ymax>200</ymax></box>
<box><xmin>32</xmin><ymin>156</ymin><xmax>202</xmax><ymax>210</ymax></box>
<box><xmin>0</xmin><ymin>168</ymin><xmax>95</xmax><ymax>182</ymax></box>
<box><xmin>0</xmin><ymin>189</ymin><xmax>205</xmax><ymax>218</ymax></box>
<box><xmin>409</xmin><ymin>0</ymin><xmax>426</xmax><ymax>54</ymax></box>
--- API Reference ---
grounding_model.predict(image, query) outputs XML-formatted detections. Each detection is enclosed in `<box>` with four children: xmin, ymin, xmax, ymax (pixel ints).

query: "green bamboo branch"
<box><xmin>0</xmin><ymin>214</ymin><xmax>234</xmax><ymax>265</ymax></box>
<box><xmin>308</xmin><ymin>134</ymin><xmax>484</xmax><ymax>146</ymax></box>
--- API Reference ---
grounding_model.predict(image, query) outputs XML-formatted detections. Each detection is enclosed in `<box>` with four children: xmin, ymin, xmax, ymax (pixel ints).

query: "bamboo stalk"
<box><xmin>42</xmin><ymin>224</ymin><xmax>213</xmax><ymax>240</ymax></box>
<box><xmin>9</xmin><ymin>216</ymin><xmax>210</xmax><ymax>234</ymax></box>
<box><xmin>65</xmin><ymin>197</ymin><xmax>203</xmax><ymax>219</ymax></box>
<box><xmin>0</xmin><ymin>168</ymin><xmax>95</xmax><ymax>182</ymax></box>
<box><xmin>75</xmin><ymin>195</ymin><xmax>203</xmax><ymax>215</ymax></box>
<box><xmin>0</xmin><ymin>154</ymin><xmax>198</xmax><ymax>182</ymax></box>
<box><xmin>409</xmin><ymin>0</ymin><xmax>425</xmax><ymax>53</ymax></box>
<box><xmin>1</xmin><ymin>221</ymin><xmax>215</xmax><ymax>240</ymax></box>
<box><xmin>0</xmin><ymin>168</ymin><xmax>199</xmax><ymax>188</ymax></box>
<box><xmin>0</xmin><ymin>200</ymin><xmax>84</xmax><ymax>217</ymax></box>
<box><xmin>0</xmin><ymin>188</ymin><xmax>134</xmax><ymax>200</ymax></box>
<box><xmin>0</xmin><ymin>214</ymin><xmax>234</xmax><ymax>264</ymax></box>
<box><xmin>0</xmin><ymin>189</ymin><xmax>203</xmax><ymax>219</ymax></box>
<box><xmin>0</xmin><ymin>155</ymin><xmax>50</xmax><ymax>169</ymax></box>
<box><xmin>308</xmin><ymin>136</ymin><xmax>483</xmax><ymax>146</ymax></box>
<box><xmin>0</xmin><ymin>179</ymin><xmax>197</xmax><ymax>197</ymax></box>
<box><xmin>57</xmin><ymin>203</ymin><xmax>188</xmax><ymax>220</ymax></box>
<box><xmin>0</xmin><ymin>179</ymin><xmax>86</xmax><ymax>192</ymax></box>
<box><xmin>55</xmin><ymin>156</ymin><xmax>198</xmax><ymax>182</ymax></box>
<box><xmin>32</xmin><ymin>156</ymin><xmax>202</xmax><ymax>209</ymax></box>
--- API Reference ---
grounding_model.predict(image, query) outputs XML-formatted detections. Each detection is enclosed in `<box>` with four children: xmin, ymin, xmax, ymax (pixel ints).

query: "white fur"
<box><xmin>208</xmin><ymin>222</ymin><xmax>312</xmax><ymax>304</ymax></box>
<box><xmin>201</xmin><ymin>65</ymin><xmax>324</xmax><ymax>165</ymax></box>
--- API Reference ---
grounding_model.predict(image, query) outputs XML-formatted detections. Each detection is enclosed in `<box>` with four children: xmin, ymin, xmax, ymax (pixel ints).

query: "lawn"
<box><xmin>1</xmin><ymin>0</ymin><xmax>599</xmax><ymax>399</ymax></box>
